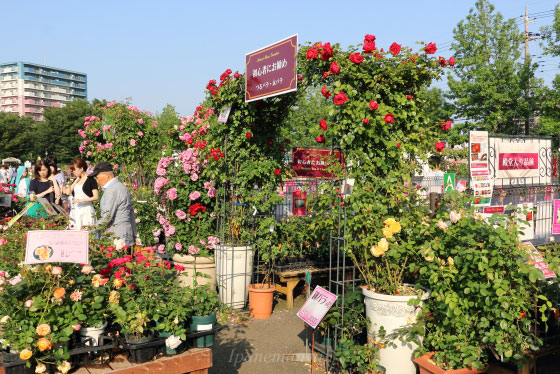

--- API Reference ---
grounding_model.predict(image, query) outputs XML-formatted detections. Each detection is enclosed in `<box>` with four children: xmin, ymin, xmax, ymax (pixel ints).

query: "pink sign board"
<box><xmin>297</xmin><ymin>286</ymin><xmax>337</xmax><ymax>329</ymax></box>
<box><xmin>498</xmin><ymin>153</ymin><xmax>538</xmax><ymax>170</ymax></box>
<box><xmin>522</xmin><ymin>242</ymin><xmax>556</xmax><ymax>279</ymax></box>
<box><xmin>25</xmin><ymin>230</ymin><xmax>89</xmax><ymax>264</ymax></box>
<box><xmin>553</xmin><ymin>200</ymin><xmax>560</xmax><ymax>234</ymax></box>
<box><xmin>483</xmin><ymin>206</ymin><xmax>505</xmax><ymax>214</ymax></box>
<box><xmin>245</xmin><ymin>35</ymin><xmax>298</xmax><ymax>102</ymax></box>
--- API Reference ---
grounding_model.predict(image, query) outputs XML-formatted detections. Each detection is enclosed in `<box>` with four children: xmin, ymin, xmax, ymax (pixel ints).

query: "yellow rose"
<box><xmin>389</xmin><ymin>221</ymin><xmax>401</xmax><ymax>234</ymax></box>
<box><xmin>448</xmin><ymin>257</ymin><xmax>454</xmax><ymax>267</ymax></box>
<box><xmin>113</xmin><ymin>278</ymin><xmax>123</xmax><ymax>289</ymax></box>
<box><xmin>384</xmin><ymin>218</ymin><xmax>397</xmax><ymax>227</ymax></box>
<box><xmin>19</xmin><ymin>348</ymin><xmax>32</xmax><ymax>360</ymax></box>
<box><xmin>53</xmin><ymin>287</ymin><xmax>66</xmax><ymax>299</ymax></box>
<box><xmin>382</xmin><ymin>227</ymin><xmax>393</xmax><ymax>239</ymax></box>
<box><xmin>91</xmin><ymin>274</ymin><xmax>102</xmax><ymax>288</ymax></box>
<box><xmin>57</xmin><ymin>360</ymin><xmax>71</xmax><ymax>374</ymax></box>
<box><xmin>36</xmin><ymin>323</ymin><xmax>51</xmax><ymax>336</ymax></box>
<box><xmin>370</xmin><ymin>245</ymin><xmax>386</xmax><ymax>257</ymax></box>
<box><xmin>35</xmin><ymin>363</ymin><xmax>47</xmax><ymax>373</ymax></box>
<box><xmin>109</xmin><ymin>291</ymin><xmax>120</xmax><ymax>304</ymax></box>
<box><xmin>377</xmin><ymin>238</ymin><xmax>389</xmax><ymax>252</ymax></box>
<box><xmin>37</xmin><ymin>338</ymin><xmax>52</xmax><ymax>351</ymax></box>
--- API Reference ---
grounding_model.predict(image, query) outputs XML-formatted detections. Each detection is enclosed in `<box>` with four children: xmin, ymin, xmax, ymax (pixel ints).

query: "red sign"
<box><xmin>498</xmin><ymin>153</ymin><xmax>538</xmax><ymax>170</ymax></box>
<box><xmin>483</xmin><ymin>206</ymin><xmax>505</xmax><ymax>214</ymax></box>
<box><xmin>292</xmin><ymin>147</ymin><xmax>344</xmax><ymax>178</ymax></box>
<box><xmin>245</xmin><ymin>35</ymin><xmax>298</xmax><ymax>102</ymax></box>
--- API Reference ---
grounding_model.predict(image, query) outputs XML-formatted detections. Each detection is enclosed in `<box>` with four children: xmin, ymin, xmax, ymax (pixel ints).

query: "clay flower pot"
<box><xmin>248</xmin><ymin>283</ymin><xmax>276</xmax><ymax>319</ymax></box>
<box><xmin>413</xmin><ymin>352</ymin><xmax>485</xmax><ymax>374</ymax></box>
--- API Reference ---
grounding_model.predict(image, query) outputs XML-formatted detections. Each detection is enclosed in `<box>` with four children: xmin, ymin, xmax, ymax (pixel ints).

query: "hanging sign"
<box><xmin>245</xmin><ymin>34</ymin><xmax>298</xmax><ymax>102</ymax></box>
<box><xmin>444</xmin><ymin>173</ymin><xmax>455</xmax><ymax>192</ymax></box>
<box><xmin>471</xmin><ymin>175</ymin><xmax>493</xmax><ymax>206</ymax></box>
<box><xmin>469</xmin><ymin>131</ymin><xmax>489</xmax><ymax>177</ymax></box>
<box><xmin>553</xmin><ymin>200</ymin><xmax>560</xmax><ymax>234</ymax></box>
<box><xmin>292</xmin><ymin>147</ymin><xmax>344</xmax><ymax>178</ymax></box>
<box><xmin>522</xmin><ymin>242</ymin><xmax>556</xmax><ymax>279</ymax></box>
<box><xmin>297</xmin><ymin>286</ymin><xmax>337</xmax><ymax>329</ymax></box>
<box><xmin>25</xmin><ymin>230</ymin><xmax>89</xmax><ymax>264</ymax></box>
<box><xmin>217</xmin><ymin>106</ymin><xmax>231</xmax><ymax>123</ymax></box>
<box><xmin>495</xmin><ymin>142</ymin><xmax>539</xmax><ymax>179</ymax></box>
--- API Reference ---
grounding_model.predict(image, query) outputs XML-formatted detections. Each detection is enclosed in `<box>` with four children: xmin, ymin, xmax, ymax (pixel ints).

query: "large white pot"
<box><xmin>362</xmin><ymin>285</ymin><xmax>430</xmax><ymax>374</ymax></box>
<box><xmin>79</xmin><ymin>321</ymin><xmax>108</xmax><ymax>347</ymax></box>
<box><xmin>172</xmin><ymin>254</ymin><xmax>216</xmax><ymax>288</ymax></box>
<box><xmin>216</xmin><ymin>244</ymin><xmax>254</xmax><ymax>309</ymax></box>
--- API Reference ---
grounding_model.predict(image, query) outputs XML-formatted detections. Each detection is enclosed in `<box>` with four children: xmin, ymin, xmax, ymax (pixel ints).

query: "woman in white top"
<box><xmin>63</xmin><ymin>158</ymin><xmax>99</xmax><ymax>230</ymax></box>
<box><xmin>15</xmin><ymin>166</ymin><xmax>30</xmax><ymax>198</ymax></box>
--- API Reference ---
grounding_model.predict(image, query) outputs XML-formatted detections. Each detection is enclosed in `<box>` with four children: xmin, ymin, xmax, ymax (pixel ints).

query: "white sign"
<box><xmin>471</xmin><ymin>175</ymin><xmax>493</xmax><ymax>206</ymax></box>
<box><xmin>296</xmin><ymin>286</ymin><xmax>337</xmax><ymax>329</ymax></box>
<box><xmin>217</xmin><ymin>106</ymin><xmax>231</xmax><ymax>124</ymax></box>
<box><xmin>0</xmin><ymin>194</ymin><xmax>11</xmax><ymax>208</ymax></box>
<box><xmin>469</xmin><ymin>131</ymin><xmax>489</xmax><ymax>177</ymax></box>
<box><xmin>495</xmin><ymin>142</ymin><xmax>539</xmax><ymax>179</ymax></box>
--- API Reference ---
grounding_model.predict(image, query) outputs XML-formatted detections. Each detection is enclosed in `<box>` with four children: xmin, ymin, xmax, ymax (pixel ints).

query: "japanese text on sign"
<box><xmin>25</xmin><ymin>230</ymin><xmax>89</xmax><ymax>264</ymax></box>
<box><xmin>297</xmin><ymin>286</ymin><xmax>337</xmax><ymax>329</ymax></box>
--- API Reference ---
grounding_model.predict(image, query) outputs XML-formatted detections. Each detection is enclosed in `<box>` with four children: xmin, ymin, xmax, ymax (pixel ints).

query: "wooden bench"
<box><xmin>274</xmin><ymin>267</ymin><xmax>331</xmax><ymax>310</ymax></box>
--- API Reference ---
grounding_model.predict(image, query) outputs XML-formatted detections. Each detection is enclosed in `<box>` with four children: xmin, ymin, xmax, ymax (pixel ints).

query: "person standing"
<box><xmin>64</xmin><ymin>158</ymin><xmax>98</xmax><ymax>230</ymax></box>
<box><xmin>15</xmin><ymin>166</ymin><xmax>30</xmax><ymax>198</ymax></box>
<box><xmin>89</xmin><ymin>162</ymin><xmax>136</xmax><ymax>246</ymax></box>
<box><xmin>29</xmin><ymin>160</ymin><xmax>61</xmax><ymax>204</ymax></box>
<box><xmin>0</xmin><ymin>166</ymin><xmax>7</xmax><ymax>185</ymax></box>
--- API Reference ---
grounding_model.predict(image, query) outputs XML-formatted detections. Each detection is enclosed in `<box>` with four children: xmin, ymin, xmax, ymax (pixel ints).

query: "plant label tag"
<box><xmin>25</xmin><ymin>230</ymin><xmax>89</xmax><ymax>264</ymax></box>
<box><xmin>297</xmin><ymin>286</ymin><xmax>337</xmax><ymax>329</ymax></box>
<box><xmin>197</xmin><ymin>324</ymin><xmax>213</xmax><ymax>331</ymax></box>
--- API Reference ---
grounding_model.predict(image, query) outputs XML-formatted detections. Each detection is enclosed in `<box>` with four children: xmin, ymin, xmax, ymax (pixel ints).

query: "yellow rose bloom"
<box><xmin>37</xmin><ymin>338</ymin><xmax>52</xmax><ymax>351</ymax></box>
<box><xmin>382</xmin><ymin>227</ymin><xmax>393</xmax><ymax>239</ymax></box>
<box><xmin>91</xmin><ymin>274</ymin><xmax>103</xmax><ymax>288</ymax></box>
<box><xmin>384</xmin><ymin>218</ymin><xmax>397</xmax><ymax>227</ymax></box>
<box><xmin>448</xmin><ymin>257</ymin><xmax>454</xmax><ymax>266</ymax></box>
<box><xmin>109</xmin><ymin>291</ymin><xmax>120</xmax><ymax>304</ymax></box>
<box><xmin>36</xmin><ymin>323</ymin><xmax>51</xmax><ymax>336</ymax></box>
<box><xmin>19</xmin><ymin>349</ymin><xmax>32</xmax><ymax>360</ymax></box>
<box><xmin>370</xmin><ymin>245</ymin><xmax>386</xmax><ymax>257</ymax></box>
<box><xmin>389</xmin><ymin>221</ymin><xmax>401</xmax><ymax>234</ymax></box>
<box><xmin>113</xmin><ymin>278</ymin><xmax>123</xmax><ymax>289</ymax></box>
<box><xmin>57</xmin><ymin>360</ymin><xmax>71</xmax><ymax>374</ymax></box>
<box><xmin>377</xmin><ymin>238</ymin><xmax>389</xmax><ymax>252</ymax></box>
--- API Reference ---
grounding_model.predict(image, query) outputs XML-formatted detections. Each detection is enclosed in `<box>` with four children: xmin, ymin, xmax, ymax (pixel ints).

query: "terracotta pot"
<box><xmin>139</xmin><ymin>246</ymin><xmax>157</xmax><ymax>261</ymax></box>
<box><xmin>248</xmin><ymin>284</ymin><xmax>276</xmax><ymax>319</ymax></box>
<box><xmin>413</xmin><ymin>352</ymin><xmax>485</xmax><ymax>374</ymax></box>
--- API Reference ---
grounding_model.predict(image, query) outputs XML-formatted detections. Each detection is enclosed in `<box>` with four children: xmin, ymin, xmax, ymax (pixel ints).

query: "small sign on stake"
<box><xmin>297</xmin><ymin>286</ymin><xmax>337</xmax><ymax>329</ymax></box>
<box><xmin>217</xmin><ymin>106</ymin><xmax>231</xmax><ymax>123</ymax></box>
<box><xmin>443</xmin><ymin>173</ymin><xmax>455</xmax><ymax>192</ymax></box>
<box><xmin>25</xmin><ymin>230</ymin><xmax>89</xmax><ymax>264</ymax></box>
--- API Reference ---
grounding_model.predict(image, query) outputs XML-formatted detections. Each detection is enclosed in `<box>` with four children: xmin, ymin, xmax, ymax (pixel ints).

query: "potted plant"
<box><xmin>188</xmin><ymin>284</ymin><xmax>221</xmax><ymax>348</ymax></box>
<box><xmin>153</xmin><ymin>283</ymin><xmax>192</xmax><ymax>355</ymax></box>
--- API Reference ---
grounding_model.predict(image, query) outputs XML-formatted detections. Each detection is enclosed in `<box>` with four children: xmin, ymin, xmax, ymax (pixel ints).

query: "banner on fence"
<box><xmin>292</xmin><ymin>147</ymin><xmax>344</xmax><ymax>178</ymax></box>
<box><xmin>553</xmin><ymin>200</ymin><xmax>560</xmax><ymax>234</ymax></box>
<box><xmin>517</xmin><ymin>203</ymin><xmax>535</xmax><ymax>241</ymax></box>
<box><xmin>522</xmin><ymin>242</ymin><xmax>556</xmax><ymax>279</ymax></box>
<box><xmin>495</xmin><ymin>142</ymin><xmax>539</xmax><ymax>179</ymax></box>
<box><xmin>471</xmin><ymin>175</ymin><xmax>493</xmax><ymax>206</ymax></box>
<box><xmin>297</xmin><ymin>286</ymin><xmax>337</xmax><ymax>329</ymax></box>
<box><xmin>24</xmin><ymin>230</ymin><xmax>89</xmax><ymax>264</ymax></box>
<box><xmin>245</xmin><ymin>34</ymin><xmax>298</xmax><ymax>102</ymax></box>
<box><xmin>469</xmin><ymin>131</ymin><xmax>489</xmax><ymax>177</ymax></box>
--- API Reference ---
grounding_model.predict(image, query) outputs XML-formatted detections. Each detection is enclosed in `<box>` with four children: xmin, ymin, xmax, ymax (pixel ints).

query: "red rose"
<box><xmin>319</xmin><ymin>119</ymin><xmax>328</xmax><ymax>131</ymax></box>
<box><xmin>439</xmin><ymin>57</ymin><xmax>447</xmax><ymax>67</ymax></box>
<box><xmin>449</xmin><ymin>56</ymin><xmax>455</xmax><ymax>66</ymax></box>
<box><xmin>364</xmin><ymin>34</ymin><xmax>376</xmax><ymax>42</ymax></box>
<box><xmin>306</xmin><ymin>48</ymin><xmax>319</xmax><ymax>60</ymax></box>
<box><xmin>397</xmin><ymin>142</ymin><xmax>401</xmax><ymax>148</ymax></box>
<box><xmin>407</xmin><ymin>95</ymin><xmax>412</xmax><ymax>100</ymax></box>
<box><xmin>363</xmin><ymin>118</ymin><xmax>369</xmax><ymax>124</ymax></box>
<box><xmin>268</xmin><ymin>140</ymin><xmax>273</xmax><ymax>146</ymax></box>
<box><xmin>384</xmin><ymin>113</ymin><xmax>395</xmax><ymax>124</ymax></box>
<box><xmin>316</xmin><ymin>134</ymin><xmax>326</xmax><ymax>144</ymax></box>
<box><xmin>389</xmin><ymin>42</ymin><xmax>401</xmax><ymax>55</ymax></box>
<box><xmin>425</xmin><ymin>43</ymin><xmax>437</xmax><ymax>54</ymax></box>
<box><xmin>329</xmin><ymin>61</ymin><xmax>340</xmax><ymax>74</ymax></box>
<box><xmin>369</xmin><ymin>100</ymin><xmax>378</xmax><ymax>110</ymax></box>
<box><xmin>333</xmin><ymin>92</ymin><xmax>348</xmax><ymax>105</ymax></box>
<box><xmin>321</xmin><ymin>85</ymin><xmax>332</xmax><ymax>98</ymax></box>
<box><xmin>322</xmin><ymin>71</ymin><xmax>329</xmax><ymax>79</ymax></box>
<box><xmin>279</xmin><ymin>146</ymin><xmax>285</xmax><ymax>152</ymax></box>
<box><xmin>435</xmin><ymin>141</ymin><xmax>445</xmax><ymax>152</ymax></box>
<box><xmin>440</xmin><ymin>120</ymin><xmax>452</xmax><ymax>132</ymax></box>
<box><xmin>273</xmin><ymin>168</ymin><xmax>282</xmax><ymax>176</ymax></box>
<box><xmin>245</xmin><ymin>132</ymin><xmax>253</xmax><ymax>139</ymax></box>
<box><xmin>349</xmin><ymin>53</ymin><xmax>364</xmax><ymax>64</ymax></box>
<box><xmin>234</xmin><ymin>72</ymin><xmax>241</xmax><ymax>78</ymax></box>
<box><xmin>321</xmin><ymin>42</ymin><xmax>333</xmax><ymax>61</ymax></box>
<box><xmin>298</xmin><ymin>74</ymin><xmax>304</xmax><ymax>81</ymax></box>
<box><xmin>363</xmin><ymin>40</ymin><xmax>376</xmax><ymax>53</ymax></box>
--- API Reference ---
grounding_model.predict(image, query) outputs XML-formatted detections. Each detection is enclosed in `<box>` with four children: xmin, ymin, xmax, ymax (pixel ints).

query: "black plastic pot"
<box><xmin>125</xmin><ymin>335</ymin><xmax>157</xmax><ymax>363</ymax></box>
<box><xmin>1</xmin><ymin>351</ymin><xmax>21</xmax><ymax>363</ymax></box>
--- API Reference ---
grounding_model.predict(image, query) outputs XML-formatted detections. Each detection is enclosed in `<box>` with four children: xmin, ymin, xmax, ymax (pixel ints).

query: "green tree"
<box><xmin>0</xmin><ymin>113</ymin><xmax>35</xmax><ymax>160</ymax></box>
<box><xmin>156</xmin><ymin>104</ymin><xmax>181</xmax><ymax>132</ymax></box>
<box><xmin>448</xmin><ymin>0</ymin><xmax>529</xmax><ymax>134</ymax></box>
<box><xmin>541</xmin><ymin>5</ymin><xmax>560</xmax><ymax>58</ymax></box>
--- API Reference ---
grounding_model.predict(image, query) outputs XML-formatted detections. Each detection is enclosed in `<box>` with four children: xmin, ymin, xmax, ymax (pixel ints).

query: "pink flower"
<box><xmin>164</xmin><ymin>225</ymin><xmax>176</xmax><ymax>237</ymax></box>
<box><xmin>190</xmin><ymin>173</ymin><xmax>199</xmax><ymax>182</ymax></box>
<box><xmin>24</xmin><ymin>299</ymin><xmax>33</xmax><ymax>308</ymax></box>
<box><xmin>113</xmin><ymin>164</ymin><xmax>119</xmax><ymax>169</ymax></box>
<box><xmin>81</xmin><ymin>264</ymin><xmax>94</xmax><ymax>274</ymax></box>
<box><xmin>166</xmin><ymin>188</ymin><xmax>178</xmax><ymax>200</ymax></box>
<box><xmin>207</xmin><ymin>236</ymin><xmax>220</xmax><ymax>249</ymax></box>
<box><xmin>175</xmin><ymin>242</ymin><xmax>183</xmax><ymax>251</ymax></box>
<box><xmin>51</xmin><ymin>266</ymin><xmax>62</xmax><ymax>275</ymax></box>
<box><xmin>138</xmin><ymin>118</ymin><xmax>144</xmax><ymax>124</ymax></box>
<box><xmin>186</xmin><ymin>116</ymin><xmax>194</xmax><ymax>122</ymax></box>
<box><xmin>207</xmin><ymin>188</ymin><xmax>216</xmax><ymax>198</ymax></box>
<box><xmin>188</xmin><ymin>245</ymin><xmax>200</xmax><ymax>255</ymax></box>
<box><xmin>72</xmin><ymin>324</ymin><xmax>82</xmax><ymax>331</ymax></box>
<box><xmin>0</xmin><ymin>239</ymin><xmax>7</xmax><ymax>245</ymax></box>
<box><xmin>107</xmin><ymin>101</ymin><xmax>115</xmax><ymax>107</ymax></box>
<box><xmin>103</xmin><ymin>125</ymin><xmax>111</xmax><ymax>131</ymax></box>
<box><xmin>157</xmin><ymin>244</ymin><xmax>166</xmax><ymax>254</ymax></box>
<box><xmin>130</xmin><ymin>139</ymin><xmax>137</xmax><ymax>147</ymax></box>
<box><xmin>156</xmin><ymin>167</ymin><xmax>167</xmax><ymax>176</ymax></box>
<box><xmin>176</xmin><ymin>210</ymin><xmax>187</xmax><ymax>220</ymax></box>
<box><xmin>70</xmin><ymin>290</ymin><xmax>83</xmax><ymax>302</ymax></box>
<box><xmin>154</xmin><ymin>177</ymin><xmax>169</xmax><ymax>195</ymax></box>
<box><xmin>87</xmin><ymin>151</ymin><xmax>92</xmax><ymax>156</ymax></box>
<box><xmin>189</xmin><ymin>191</ymin><xmax>201</xmax><ymax>201</ymax></box>
<box><xmin>138</xmin><ymin>131</ymin><xmax>144</xmax><ymax>136</ymax></box>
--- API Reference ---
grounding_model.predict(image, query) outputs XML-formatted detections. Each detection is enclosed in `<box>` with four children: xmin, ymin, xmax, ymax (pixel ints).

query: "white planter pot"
<box><xmin>216</xmin><ymin>244</ymin><xmax>254</xmax><ymax>309</ymax></box>
<box><xmin>79</xmin><ymin>321</ymin><xmax>108</xmax><ymax>347</ymax></box>
<box><xmin>362</xmin><ymin>285</ymin><xmax>429</xmax><ymax>374</ymax></box>
<box><xmin>172</xmin><ymin>254</ymin><xmax>216</xmax><ymax>289</ymax></box>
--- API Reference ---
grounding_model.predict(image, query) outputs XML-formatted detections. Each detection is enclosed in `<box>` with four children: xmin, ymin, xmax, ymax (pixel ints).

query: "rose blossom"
<box><xmin>24</xmin><ymin>299</ymin><xmax>33</xmax><ymax>308</ymax></box>
<box><xmin>70</xmin><ymin>290</ymin><xmax>83</xmax><ymax>301</ymax></box>
<box><xmin>167</xmin><ymin>188</ymin><xmax>178</xmax><ymax>200</ymax></box>
<box><xmin>449</xmin><ymin>210</ymin><xmax>461</xmax><ymax>224</ymax></box>
<box><xmin>138</xmin><ymin>131</ymin><xmax>144</xmax><ymax>136</ymax></box>
<box><xmin>333</xmin><ymin>92</ymin><xmax>348</xmax><ymax>105</ymax></box>
<box><xmin>369</xmin><ymin>100</ymin><xmax>378</xmax><ymax>111</ymax></box>
<box><xmin>384</xmin><ymin>113</ymin><xmax>395</xmax><ymax>124</ymax></box>
<box><xmin>437</xmin><ymin>220</ymin><xmax>448</xmax><ymax>230</ymax></box>
<box><xmin>189</xmin><ymin>191</ymin><xmax>201</xmax><ymax>201</ymax></box>
<box><xmin>188</xmin><ymin>245</ymin><xmax>200</xmax><ymax>255</ymax></box>
<box><xmin>207</xmin><ymin>188</ymin><xmax>216</xmax><ymax>198</ymax></box>
<box><xmin>138</xmin><ymin>118</ymin><xmax>144</xmax><ymax>124</ymax></box>
<box><xmin>329</xmin><ymin>61</ymin><xmax>340</xmax><ymax>74</ymax></box>
<box><xmin>435</xmin><ymin>141</ymin><xmax>445</xmax><ymax>152</ymax></box>
<box><xmin>51</xmin><ymin>266</ymin><xmax>62</xmax><ymax>275</ymax></box>
<box><xmin>72</xmin><ymin>324</ymin><xmax>82</xmax><ymax>331</ymax></box>
<box><xmin>175</xmin><ymin>210</ymin><xmax>187</xmax><ymax>220</ymax></box>
<box><xmin>130</xmin><ymin>139</ymin><xmax>137</xmax><ymax>147</ymax></box>
<box><xmin>349</xmin><ymin>53</ymin><xmax>364</xmax><ymax>64</ymax></box>
<box><xmin>425</xmin><ymin>42</ymin><xmax>437</xmax><ymax>54</ymax></box>
<box><xmin>389</xmin><ymin>42</ymin><xmax>401</xmax><ymax>55</ymax></box>
<box><xmin>175</xmin><ymin>242</ymin><xmax>183</xmax><ymax>251</ymax></box>
<box><xmin>81</xmin><ymin>264</ymin><xmax>94</xmax><ymax>274</ymax></box>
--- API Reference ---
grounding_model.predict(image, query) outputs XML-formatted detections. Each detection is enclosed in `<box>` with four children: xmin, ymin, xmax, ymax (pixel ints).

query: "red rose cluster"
<box><xmin>206</xmin><ymin>80</ymin><xmax>218</xmax><ymax>96</ymax></box>
<box><xmin>194</xmin><ymin>140</ymin><xmax>207</xmax><ymax>150</ymax></box>
<box><xmin>208</xmin><ymin>147</ymin><xmax>225</xmax><ymax>161</ymax></box>
<box><xmin>306</xmin><ymin>42</ymin><xmax>334</xmax><ymax>61</ymax></box>
<box><xmin>220</xmin><ymin>68</ymin><xmax>232</xmax><ymax>82</ymax></box>
<box><xmin>189</xmin><ymin>203</ymin><xmax>206</xmax><ymax>216</ymax></box>
<box><xmin>440</xmin><ymin>120</ymin><xmax>452</xmax><ymax>132</ymax></box>
<box><xmin>425</xmin><ymin>43</ymin><xmax>437</xmax><ymax>54</ymax></box>
<box><xmin>389</xmin><ymin>42</ymin><xmax>401</xmax><ymax>56</ymax></box>
<box><xmin>363</xmin><ymin>34</ymin><xmax>376</xmax><ymax>53</ymax></box>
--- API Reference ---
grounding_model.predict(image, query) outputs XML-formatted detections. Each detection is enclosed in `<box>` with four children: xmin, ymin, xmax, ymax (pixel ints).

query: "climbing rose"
<box><xmin>364</xmin><ymin>34</ymin><xmax>376</xmax><ymax>42</ymax></box>
<box><xmin>449</xmin><ymin>56</ymin><xmax>455</xmax><ymax>66</ymax></box>
<box><xmin>329</xmin><ymin>61</ymin><xmax>340</xmax><ymax>74</ymax></box>
<box><xmin>363</xmin><ymin>40</ymin><xmax>376</xmax><ymax>53</ymax></box>
<box><xmin>425</xmin><ymin>42</ymin><xmax>437</xmax><ymax>54</ymax></box>
<box><xmin>440</xmin><ymin>120</ymin><xmax>452</xmax><ymax>132</ymax></box>
<box><xmin>321</xmin><ymin>42</ymin><xmax>333</xmax><ymax>61</ymax></box>
<box><xmin>306</xmin><ymin>48</ymin><xmax>318</xmax><ymax>60</ymax></box>
<box><xmin>389</xmin><ymin>42</ymin><xmax>401</xmax><ymax>55</ymax></box>
<box><xmin>319</xmin><ymin>119</ymin><xmax>328</xmax><ymax>131</ymax></box>
<box><xmin>321</xmin><ymin>85</ymin><xmax>332</xmax><ymax>98</ymax></box>
<box><xmin>166</xmin><ymin>188</ymin><xmax>178</xmax><ymax>200</ymax></box>
<box><xmin>316</xmin><ymin>134</ymin><xmax>325</xmax><ymax>144</ymax></box>
<box><xmin>349</xmin><ymin>53</ymin><xmax>364</xmax><ymax>64</ymax></box>
<box><xmin>333</xmin><ymin>92</ymin><xmax>348</xmax><ymax>105</ymax></box>
<box><xmin>439</xmin><ymin>57</ymin><xmax>447</xmax><ymax>67</ymax></box>
<box><xmin>384</xmin><ymin>113</ymin><xmax>395</xmax><ymax>124</ymax></box>
<box><xmin>273</xmin><ymin>168</ymin><xmax>281</xmax><ymax>176</ymax></box>
<box><xmin>363</xmin><ymin>119</ymin><xmax>369</xmax><ymax>124</ymax></box>
<box><xmin>435</xmin><ymin>141</ymin><xmax>445</xmax><ymax>152</ymax></box>
<box><xmin>130</xmin><ymin>139</ymin><xmax>136</xmax><ymax>147</ymax></box>
<box><xmin>245</xmin><ymin>132</ymin><xmax>252</xmax><ymax>139</ymax></box>
<box><xmin>369</xmin><ymin>100</ymin><xmax>378</xmax><ymax>110</ymax></box>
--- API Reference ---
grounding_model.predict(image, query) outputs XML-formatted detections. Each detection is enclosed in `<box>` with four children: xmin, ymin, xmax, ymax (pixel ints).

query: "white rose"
<box><xmin>437</xmin><ymin>219</ymin><xmax>448</xmax><ymax>230</ymax></box>
<box><xmin>114</xmin><ymin>238</ymin><xmax>126</xmax><ymax>251</ymax></box>
<box><xmin>165</xmin><ymin>335</ymin><xmax>182</xmax><ymax>350</ymax></box>
<box><xmin>449</xmin><ymin>210</ymin><xmax>461</xmax><ymax>224</ymax></box>
<box><xmin>35</xmin><ymin>363</ymin><xmax>47</xmax><ymax>373</ymax></box>
<box><xmin>0</xmin><ymin>315</ymin><xmax>10</xmax><ymax>323</ymax></box>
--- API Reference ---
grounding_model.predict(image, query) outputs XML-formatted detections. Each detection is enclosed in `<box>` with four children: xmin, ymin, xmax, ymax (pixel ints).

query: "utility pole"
<box><xmin>523</xmin><ymin>5</ymin><xmax>537</xmax><ymax>135</ymax></box>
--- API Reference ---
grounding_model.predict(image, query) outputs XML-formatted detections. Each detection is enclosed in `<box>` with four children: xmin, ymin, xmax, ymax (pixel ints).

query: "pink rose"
<box><xmin>130</xmin><ymin>139</ymin><xmax>137</xmax><ymax>147</ymax></box>
<box><xmin>138</xmin><ymin>131</ymin><xmax>144</xmax><ymax>136</ymax></box>
<box><xmin>189</xmin><ymin>191</ymin><xmax>201</xmax><ymax>201</ymax></box>
<box><xmin>166</xmin><ymin>188</ymin><xmax>178</xmax><ymax>200</ymax></box>
<box><xmin>24</xmin><ymin>299</ymin><xmax>33</xmax><ymax>308</ymax></box>
<box><xmin>138</xmin><ymin>118</ymin><xmax>144</xmax><ymax>124</ymax></box>
<box><xmin>175</xmin><ymin>210</ymin><xmax>187</xmax><ymax>220</ymax></box>
<box><xmin>81</xmin><ymin>264</ymin><xmax>94</xmax><ymax>274</ymax></box>
<box><xmin>188</xmin><ymin>245</ymin><xmax>200</xmax><ymax>255</ymax></box>
<box><xmin>51</xmin><ymin>266</ymin><xmax>62</xmax><ymax>275</ymax></box>
<box><xmin>207</xmin><ymin>188</ymin><xmax>216</xmax><ymax>198</ymax></box>
<box><xmin>175</xmin><ymin>242</ymin><xmax>183</xmax><ymax>251</ymax></box>
<box><xmin>70</xmin><ymin>289</ymin><xmax>83</xmax><ymax>302</ymax></box>
<box><xmin>0</xmin><ymin>239</ymin><xmax>7</xmax><ymax>245</ymax></box>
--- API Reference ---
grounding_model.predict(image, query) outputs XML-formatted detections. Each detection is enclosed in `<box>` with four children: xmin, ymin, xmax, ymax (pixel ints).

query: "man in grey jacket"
<box><xmin>89</xmin><ymin>162</ymin><xmax>137</xmax><ymax>247</ymax></box>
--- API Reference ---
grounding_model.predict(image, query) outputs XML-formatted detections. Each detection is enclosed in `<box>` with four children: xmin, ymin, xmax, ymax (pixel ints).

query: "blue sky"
<box><xmin>1</xmin><ymin>0</ymin><xmax>558</xmax><ymax>116</ymax></box>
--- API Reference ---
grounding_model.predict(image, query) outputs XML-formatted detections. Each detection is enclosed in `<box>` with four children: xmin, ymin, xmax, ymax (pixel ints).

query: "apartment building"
<box><xmin>0</xmin><ymin>62</ymin><xmax>87</xmax><ymax>121</ymax></box>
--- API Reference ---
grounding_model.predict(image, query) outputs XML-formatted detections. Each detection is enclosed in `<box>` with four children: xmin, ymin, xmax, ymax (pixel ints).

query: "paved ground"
<box><xmin>211</xmin><ymin>296</ymin><xmax>326</xmax><ymax>374</ymax></box>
